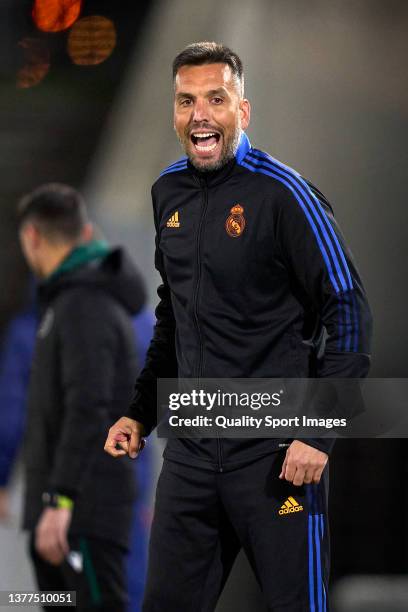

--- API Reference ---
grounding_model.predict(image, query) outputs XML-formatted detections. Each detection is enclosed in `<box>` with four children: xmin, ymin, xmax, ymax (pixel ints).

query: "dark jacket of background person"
<box><xmin>23</xmin><ymin>245</ymin><xmax>146</xmax><ymax>549</ymax></box>
<box><xmin>0</xmin><ymin>290</ymin><xmax>155</xmax><ymax>612</ymax></box>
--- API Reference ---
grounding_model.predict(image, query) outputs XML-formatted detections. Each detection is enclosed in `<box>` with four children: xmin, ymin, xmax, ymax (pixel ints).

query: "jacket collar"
<box><xmin>46</xmin><ymin>240</ymin><xmax>110</xmax><ymax>283</ymax></box>
<box><xmin>235</xmin><ymin>131</ymin><xmax>251</xmax><ymax>163</ymax></box>
<box><xmin>38</xmin><ymin>240</ymin><xmax>111</xmax><ymax>307</ymax></box>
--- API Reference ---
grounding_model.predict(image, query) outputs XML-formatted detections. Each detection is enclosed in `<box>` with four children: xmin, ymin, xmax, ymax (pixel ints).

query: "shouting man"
<box><xmin>105</xmin><ymin>42</ymin><xmax>372</xmax><ymax>611</ymax></box>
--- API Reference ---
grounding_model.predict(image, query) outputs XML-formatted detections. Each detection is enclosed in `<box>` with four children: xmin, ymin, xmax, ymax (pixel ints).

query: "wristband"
<box><xmin>56</xmin><ymin>494</ymin><xmax>74</xmax><ymax>510</ymax></box>
<box><xmin>42</xmin><ymin>492</ymin><xmax>74</xmax><ymax>510</ymax></box>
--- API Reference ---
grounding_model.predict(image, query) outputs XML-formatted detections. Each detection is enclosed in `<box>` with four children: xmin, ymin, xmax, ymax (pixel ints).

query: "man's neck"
<box><xmin>41</xmin><ymin>243</ymin><xmax>75</xmax><ymax>279</ymax></box>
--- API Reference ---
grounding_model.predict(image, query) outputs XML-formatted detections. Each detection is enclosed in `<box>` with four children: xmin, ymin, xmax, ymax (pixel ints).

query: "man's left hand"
<box><xmin>35</xmin><ymin>507</ymin><xmax>72</xmax><ymax>565</ymax></box>
<box><xmin>279</xmin><ymin>440</ymin><xmax>328</xmax><ymax>486</ymax></box>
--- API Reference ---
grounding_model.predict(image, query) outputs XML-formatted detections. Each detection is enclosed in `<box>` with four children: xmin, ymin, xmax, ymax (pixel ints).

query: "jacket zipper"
<box><xmin>193</xmin><ymin>177</ymin><xmax>223</xmax><ymax>473</ymax></box>
<box><xmin>217</xmin><ymin>436</ymin><xmax>224</xmax><ymax>473</ymax></box>
<box><xmin>193</xmin><ymin>177</ymin><xmax>208</xmax><ymax>377</ymax></box>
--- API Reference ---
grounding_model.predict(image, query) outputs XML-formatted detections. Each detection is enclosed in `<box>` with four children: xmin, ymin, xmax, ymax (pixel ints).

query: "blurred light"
<box><xmin>17</xmin><ymin>38</ymin><xmax>50</xmax><ymax>89</ymax></box>
<box><xmin>32</xmin><ymin>0</ymin><xmax>82</xmax><ymax>33</ymax></box>
<box><xmin>67</xmin><ymin>16</ymin><xmax>116</xmax><ymax>66</ymax></box>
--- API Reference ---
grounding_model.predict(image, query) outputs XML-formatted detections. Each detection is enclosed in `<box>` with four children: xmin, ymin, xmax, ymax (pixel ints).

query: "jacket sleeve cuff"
<box><xmin>126</xmin><ymin>391</ymin><xmax>156</xmax><ymax>436</ymax></box>
<box><xmin>42</xmin><ymin>491</ymin><xmax>75</xmax><ymax>509</ymax></box>
<box><xmin>299</xmin><ymin>437</ymin><xmax>336</xmax><ymax>456</ymax></box>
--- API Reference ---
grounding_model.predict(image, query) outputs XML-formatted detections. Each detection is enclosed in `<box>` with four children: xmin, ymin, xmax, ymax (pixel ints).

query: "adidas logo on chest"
<box><xmin>167</xmin><ymin>211</ymin><xmax>180</xmax><ymax>228</ymax></box>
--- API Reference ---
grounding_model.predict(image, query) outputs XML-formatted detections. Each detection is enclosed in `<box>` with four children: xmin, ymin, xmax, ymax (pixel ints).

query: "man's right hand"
<box><xmin>104</xmin><ymin>417</ymin><xmax>146</xmax><ymax>459</ymax></box>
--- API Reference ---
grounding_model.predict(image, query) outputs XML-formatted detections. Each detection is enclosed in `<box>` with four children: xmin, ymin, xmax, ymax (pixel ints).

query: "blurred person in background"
<box><xmin>0</xmin><ymin>278</ymin><xmax>154</xmax><ymax>611</ymax></box>
<box><xmin>105</xmin><ymin>42</ymin><xmax>373</xmax><ymax>611</ymax></box>
<box><xmin>17</xmin><ymin>183</ymin><xmax>146</xmax><ymax>611</ymax></box>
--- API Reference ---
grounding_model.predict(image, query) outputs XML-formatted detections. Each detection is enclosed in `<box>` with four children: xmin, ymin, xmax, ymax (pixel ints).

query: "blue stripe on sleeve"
<box><xmin>241</xmin><ymin>148</ymin><xmax>360</xmax><ymax>354</ymax></box>
<box><xmin>244</xmin><ymin>151</ymin><xmax>353</xmax><ymax>293</ymax></box>
<box><xmin>248</xmin><ymin>150</ymin><xmax>353</xmax><ymax>291</ymax></box>
<box><xmin>240</xmin><ymin>158</ymin><xmax>341</xmax><ymax>294</ymax></box>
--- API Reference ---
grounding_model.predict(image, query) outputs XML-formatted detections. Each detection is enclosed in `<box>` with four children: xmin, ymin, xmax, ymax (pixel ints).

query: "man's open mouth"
<box><xmin>190</xmin><ymin>131</ymin><xmax>221</xmax><ymax>153</ymax></box>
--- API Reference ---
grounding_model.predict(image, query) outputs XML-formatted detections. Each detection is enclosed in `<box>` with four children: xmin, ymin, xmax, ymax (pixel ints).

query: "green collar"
<box><xmin>48</xmin><ymin>240</ymin><xmax>110</xmax><ymax>282</ymax></box>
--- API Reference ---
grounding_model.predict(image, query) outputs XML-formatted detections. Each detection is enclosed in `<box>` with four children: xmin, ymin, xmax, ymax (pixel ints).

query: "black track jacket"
<box><xmin>23</xmin><ymin>247</ymin><xmax>146</xmax><ymax>548</ymax></box>
<box><xmin>128</xmin><ymin>133</ymin><xmax>372</xmax><ymax>470</ymax></box>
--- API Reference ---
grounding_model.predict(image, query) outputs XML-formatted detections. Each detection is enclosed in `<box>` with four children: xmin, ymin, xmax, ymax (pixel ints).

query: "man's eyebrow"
<box><xmin>175</xmin><ymin>92</ymin><xmax>195</xmax><ymax>100</ymax></box>
<box><xmin>206</xmin><ymin>87</ymin><xmax>229</xmax><ymax>97</ymax></box>
<box><xmin>175</xmin><ymin>87</ymin><xmax>230</xmax><ymax>100</ymax></box>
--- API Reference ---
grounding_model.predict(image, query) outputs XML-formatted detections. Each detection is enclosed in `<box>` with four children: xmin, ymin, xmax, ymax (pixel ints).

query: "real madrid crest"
<box><xmin>225</xmin><ymin>204</ymin><xmax>246</xmax><ymax>238</ymax></box>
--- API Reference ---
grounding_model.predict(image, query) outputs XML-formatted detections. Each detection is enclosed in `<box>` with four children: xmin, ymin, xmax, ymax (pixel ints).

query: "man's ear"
<box><xmin>239</xmin><ymin>98</ymin><xmax>251</xmax><ymax>131</ymax></box>
<box><xmin>24</xmin><ymin>223</ymin><xmax>41</xmax><ymax>249</ymax></box>
<box><xmin>81</xmin><ymin>222</ymin><xmax>94</xmax><ymax>242</ymax></box>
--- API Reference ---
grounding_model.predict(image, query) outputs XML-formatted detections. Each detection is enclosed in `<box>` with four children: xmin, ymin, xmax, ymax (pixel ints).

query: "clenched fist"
<box><xmin>279</xmin><ymin>440</ymin><xmax>328</xmax><ymax>486</ymax></box>
<box><xmin>104</xmin><ymin>417</ymin><xmax>146</xmax><ymax>459</ymax></box>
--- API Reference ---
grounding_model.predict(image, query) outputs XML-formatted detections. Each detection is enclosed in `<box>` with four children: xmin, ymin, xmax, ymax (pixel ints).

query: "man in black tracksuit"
<box><xmin>18</xmin><ymin>183</ymin><xmax>146</xmax><ymax>611</ymax></box>
<box><xmin>105</xmin><ymin>43</ymin><xmax>372</xmax><ymax>611</ymax></box>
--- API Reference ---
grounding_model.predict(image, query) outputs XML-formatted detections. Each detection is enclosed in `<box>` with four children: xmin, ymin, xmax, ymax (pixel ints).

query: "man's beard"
<box><xmin>178</xmin><ymin>123</ymin><xmax>242</xmax><ymax>173</ymax></box>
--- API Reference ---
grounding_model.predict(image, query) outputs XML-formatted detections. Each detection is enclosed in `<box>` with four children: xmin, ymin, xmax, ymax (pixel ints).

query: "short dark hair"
<box><xmin>18</xmin><ymin>183</ymin><xmax>88</xmax><ymax>243</ymax></box>
<box><xmin>172</xmin><ymin>42</ymin><xmax>244</xmax><ymax>95</ymax></box>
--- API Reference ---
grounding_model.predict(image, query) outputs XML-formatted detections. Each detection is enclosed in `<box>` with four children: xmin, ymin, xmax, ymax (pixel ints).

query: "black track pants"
<box><xmin>30</xmin><ymin>534</ymin><xmax>128</xmax><ymax>612</ymax></box>
<box><xmin>142</xmin><ymin>452</ymin><xmax>329</xmax><ymax>612</ymax></box>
